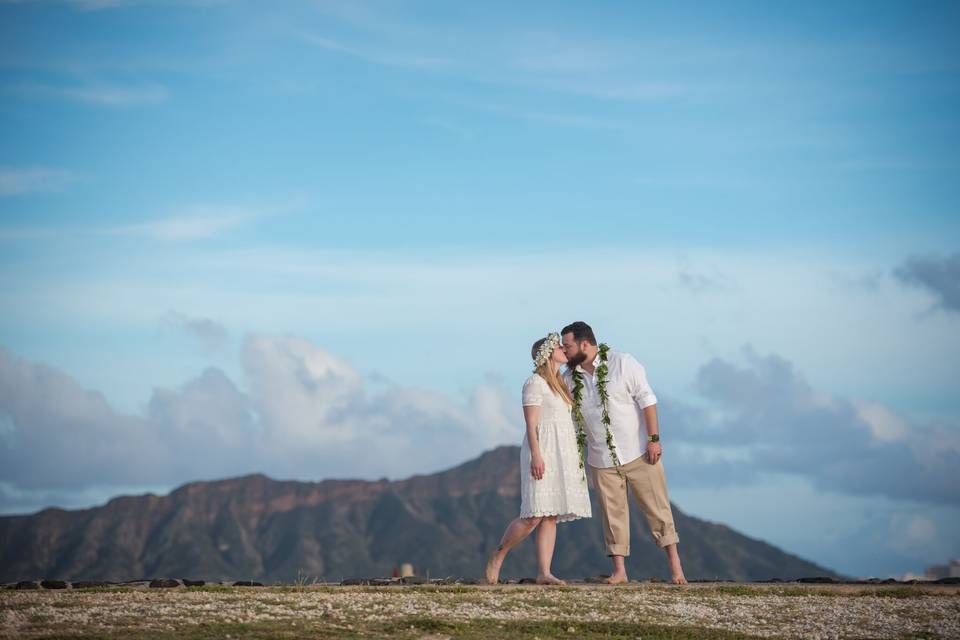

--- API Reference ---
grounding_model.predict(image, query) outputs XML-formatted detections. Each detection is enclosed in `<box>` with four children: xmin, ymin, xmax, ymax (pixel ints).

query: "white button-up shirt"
<box><xmin>563</xmin><ymin>350</ymin><xmax>658</xmax><ymax>468</ymax></box>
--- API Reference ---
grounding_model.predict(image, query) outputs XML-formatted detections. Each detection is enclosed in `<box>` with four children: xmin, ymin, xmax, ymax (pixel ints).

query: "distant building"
<box><xmin>924</xmin><ymin>559</ymin><xmax>960</xmax><ymax>579</ymax></box>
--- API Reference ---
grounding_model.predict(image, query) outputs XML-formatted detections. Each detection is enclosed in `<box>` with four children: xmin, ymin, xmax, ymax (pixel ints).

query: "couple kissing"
<box><xmin>484</xmin><ymin>321</ymin><xmax>687</xmax><ymax>586</ymax></box>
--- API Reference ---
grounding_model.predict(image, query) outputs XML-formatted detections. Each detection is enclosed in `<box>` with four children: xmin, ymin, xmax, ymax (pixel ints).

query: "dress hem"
<box><xmin>519</xmin><ymin>510</ymin><xmax>591</xmax><ymax>523</ymax></box>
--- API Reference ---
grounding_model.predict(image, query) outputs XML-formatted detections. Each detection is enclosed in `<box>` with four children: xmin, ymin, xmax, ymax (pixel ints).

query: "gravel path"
<box><xmin>2</xmin><ymin>583</ymin><xmax>957</xmax><ymax>639</ymax></box>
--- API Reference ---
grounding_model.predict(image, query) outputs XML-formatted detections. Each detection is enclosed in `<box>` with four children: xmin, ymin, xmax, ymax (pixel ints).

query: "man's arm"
<box><xmin>643</xmin><ymin>404</ymin><xmax>662</xmax><ymax>464</ymax></box>
<box><xmin>624</xmin><ymin>355</ymin><xmax>662</xmax><ymax>463</ymax></box>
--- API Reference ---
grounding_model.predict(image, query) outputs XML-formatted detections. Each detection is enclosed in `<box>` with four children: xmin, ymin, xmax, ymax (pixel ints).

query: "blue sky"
<box><xmin>1</xmin><ymin>0</ymin><xmax>959</xmax><ymax>579</ymax></box>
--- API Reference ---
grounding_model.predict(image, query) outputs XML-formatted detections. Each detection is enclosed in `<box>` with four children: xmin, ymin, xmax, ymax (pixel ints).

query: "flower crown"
<box><xmin>533</xmin><ymin>332</ymin><xmax>561</xmax><ymax>370</ymax></box>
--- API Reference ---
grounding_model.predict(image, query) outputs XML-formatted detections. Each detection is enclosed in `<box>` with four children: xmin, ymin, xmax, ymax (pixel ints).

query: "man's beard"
<box><xmin>566</xmin><ymin>351</ymin><xmax>587</xmax><ymax>369</ymax></box>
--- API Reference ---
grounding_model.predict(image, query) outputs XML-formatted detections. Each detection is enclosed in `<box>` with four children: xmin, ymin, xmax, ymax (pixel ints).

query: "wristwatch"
<box><xmin>647</xmin><ymin>434</ymin><xmax>660</xmax><ymax>443</ymax></box>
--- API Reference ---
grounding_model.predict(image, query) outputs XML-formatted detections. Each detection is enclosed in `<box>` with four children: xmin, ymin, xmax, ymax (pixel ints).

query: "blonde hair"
<box><xmin>530</xmin><ymin>337</ymin><xmax>573</xmax><ymax>406</ymax></box>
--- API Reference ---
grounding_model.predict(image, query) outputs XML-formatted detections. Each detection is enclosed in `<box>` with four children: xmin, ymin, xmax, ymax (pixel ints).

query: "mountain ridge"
<box><xmin>0</xmin><ymin>446</ymin><xmax>842</xmax><ymax>582</ymax></box>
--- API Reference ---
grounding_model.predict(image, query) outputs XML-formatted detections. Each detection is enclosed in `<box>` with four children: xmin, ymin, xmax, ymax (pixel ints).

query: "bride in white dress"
<box><xmin>484</xmin><ymin>331</ymin><xmax>592</xmax><ymax>585</ymax></box>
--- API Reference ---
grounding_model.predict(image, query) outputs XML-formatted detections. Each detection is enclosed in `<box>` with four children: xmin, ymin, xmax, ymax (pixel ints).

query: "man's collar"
<box><xmin>574</xmin><ymin>352</ymin><xmax>602</xmax><ymax>373</ymax></box>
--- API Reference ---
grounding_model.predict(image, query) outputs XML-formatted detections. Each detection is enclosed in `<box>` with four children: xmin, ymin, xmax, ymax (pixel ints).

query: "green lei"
<box><xmin>571</xmin><ymin>343</ymin><xmax>624</xmax><ymax>478</ymax></box>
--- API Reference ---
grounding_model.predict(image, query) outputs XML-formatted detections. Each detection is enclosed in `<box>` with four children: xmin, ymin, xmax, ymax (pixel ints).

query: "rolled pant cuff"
<box><xmin>606</xmin><ymin>544</ymin><xmax>630</xmax><ymax>557</ymax></box>
<box><xmin>656</xmin><ymin>534</ymin><xmax>680</xmax><ymax>548</ymax></box>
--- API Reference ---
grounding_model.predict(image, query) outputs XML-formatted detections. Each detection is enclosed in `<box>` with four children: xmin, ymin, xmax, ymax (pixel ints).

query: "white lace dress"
<box><xmin>519</xmin><ymin>374</ymin><xmax>592</xmax><ymax>523</ymax></box>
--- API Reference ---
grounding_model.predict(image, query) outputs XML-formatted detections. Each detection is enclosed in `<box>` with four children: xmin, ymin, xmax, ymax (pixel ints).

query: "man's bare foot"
<box><xmin>604</xmin><ymin>573</ymin><xmax>629</xmax><ymax>585</ymax></box>
<box><xmin>664</xmin><ymin>544</ymin><xmax>687</xmax><ymax>585</ymax></box>
<box><xmin>536</xmin><ymin>573</ymin><xmax>566</xmax><ymax>585</ymax></box>
<box><xmin>667</xmin><ymin>553</ymin><xmax>687</xmax><ymax>585</ymax></box>
<box><xmin>484</xmin><ymin>549</ymin><xmax>504</xmax><ymax>585</ymax></box>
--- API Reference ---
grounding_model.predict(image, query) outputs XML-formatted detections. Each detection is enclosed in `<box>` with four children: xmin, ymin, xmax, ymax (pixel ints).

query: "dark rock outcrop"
<box><xmin>39</xmin><ymin>579</ymin><xmax>68</xmax><ymax>589</ymax></box>
<box><xmin>149</xmin><ymin>579</ymin><xmax>180</xmax><ymax>588</ymax></box>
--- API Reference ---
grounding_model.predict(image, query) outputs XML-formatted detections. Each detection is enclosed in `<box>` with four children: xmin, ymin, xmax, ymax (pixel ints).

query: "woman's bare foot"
<box><xmin>536</xmin><ymin>573</ymin><xmax>566</xmax><ymax>585</ymax></box>
<box><xmin>671</xmin><ymin>572</ymin><xmax>688</xmax><ymax>585</ymax></box>
<box><xmin>604</xmin><ymin>572</ymin><xmax>629</xmax><ymax>585</ymax></box>
<box><xmin>484</xmin><ymin>549</ymin><xmax>504</xmax><ymax>585</ymax></box>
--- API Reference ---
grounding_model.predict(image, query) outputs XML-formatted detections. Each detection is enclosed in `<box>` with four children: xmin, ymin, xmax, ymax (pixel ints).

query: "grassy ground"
<box><xmin>2</xmin><ymin>583</ymin><xmax>957</xmax><ymax>639</ymax></box>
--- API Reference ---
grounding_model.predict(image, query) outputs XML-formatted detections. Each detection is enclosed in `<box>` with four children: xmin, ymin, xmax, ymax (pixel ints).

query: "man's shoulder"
<box><xmin>609</xmin><ymin>350</ymin><xmax>645</xmax><ymax>369</ymax></box>
<box><xmin>607</xmin><ymin>349</ymin><xmax>637</xmax><ymax>363</ymax></box>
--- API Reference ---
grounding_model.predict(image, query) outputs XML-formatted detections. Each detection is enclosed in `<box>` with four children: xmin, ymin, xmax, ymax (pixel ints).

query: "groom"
<box><xmin>560</xmin><ymin>321</ymin><xmax>687</xmax><ymax>585</ymax></box>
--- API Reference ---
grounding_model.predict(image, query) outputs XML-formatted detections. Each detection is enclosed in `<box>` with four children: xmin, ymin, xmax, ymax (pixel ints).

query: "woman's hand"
<box><xmin>530</xmin><ymin>453</ymin><xmax>545</xmax><ymax>480</ymax></box>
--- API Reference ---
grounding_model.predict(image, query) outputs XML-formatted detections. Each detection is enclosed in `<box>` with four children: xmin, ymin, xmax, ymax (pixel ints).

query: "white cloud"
<box><xmin>894</xmin><ymin>252</ymin><xmax>960</xmax><ymax>313</ymax></box>
<box><xmin>507</xmin><ymin>32</ymin><xmax>622</xmax><ymax>74</ymax></box>
<box><xmin>673</xmin><ymin>476</ymin><xmax>960</xmax><ymax>578</ymax></box>
<box><xmin>901</xmin><ymin>514</ymin><xmax>937</xmax><ymax>545</ymax></box>
<box><xmin>0</xmin><ymin>347</ymin><xmax>167</xmax><ymax>489</ymax></box>
<box><xmin>161</xmin><ymin>311</ymin><xmax>229</xmax><ymax>354</ymax></box>
<box><xmin>242</xmin><ymin>334</ymin><xmax>364</xmax><ymax>446</ymax></box>
<box><xmin>0</xmin><ymin>481</ymin><xmax>168</xmax><ymax>515</ymax></box>
<box><xmin>420</xmin><ymin>116</ymin><xmax>476</xmax><ymax>140</ymax></box>
<box><xmin>0</xmin><ymin>336</ymin><xmax>518</xmax><ymax>511</ymax></box>
<box><xmin>148</xmin><ymin>366</ymin><xmax>255</xmax><ymax>453</ymax></box>
<box><xmin>662</xmin><ymin>348</ymin><xmax>960</xmax><ymax>505</ymax></box>
<box><xmin>854</xmin><ymin>400</ymin><xmax>909</xmax><ymax>442</ymax></box>
<box><xmin>291</xmin><ymin>7</ymin><xmax>691</xmax><ymax>104</ymax></box>
<box><xmin>3</xmin><ymin>246</ymin><xmax>957</xmax><ymax>424</ymax></box>
<box><xmin>887</xmin><ymin>512</ymin><xmax>945</xmax><ymax>562</ymax></box>
<box><xmin>102</xmin><ymin>197</ymin><xmax>305</xmax><ymax>240</ymax></box>
<box><xmin>63</xmin><ymin>0</ymin><xmax>227</xmax><ymax>9</ymax></box>
<box><xmin>297</xmin><ymin>31</ymin><xmax>454</xmax><ymax>70</ymax></box>
<box><xmin>0</xmin><ymin>197</ymin><xmax>304</xmax><ymax>243</ymax></box>
<box><xmin>431</xmin><ymin>95</ymin><xmax>631</xmax><ymax>132</ymax></box>
<box><xmin>674</xmin><ymin>266</ymin><xmax>736</xmax><ymax>294</ymax></box>
<box><xmin>105</xmin><ymin>205</ymin><xmax>255</xmax><ymax>240</ymax></box>
<box><xmin>827</xmin><ymin>269</ymin><xmax>883</xmax><ymax>292</ymax></box>
<box><xmin>0</xmin><ymin>167</ymin><xmax>76</xmax><ymax>196</ymax></box>
<box><xmin>67</xmin><ymin>0</ymin><xmax>128</xmax><ymax>9</ymax></box>
<box><xmin>17</xmin><ymin>82</ymin><xmax>168</xmax><ymax>107</ymax></box>
<box><xmin>0</xmin><ymin>227</ymin><xmax>59</xmax><ymax>240</ymax></box>
<box><xmin>3</xmin><ymin>331</ymin><xmax>956</xmax><ymax>516</ymax></box>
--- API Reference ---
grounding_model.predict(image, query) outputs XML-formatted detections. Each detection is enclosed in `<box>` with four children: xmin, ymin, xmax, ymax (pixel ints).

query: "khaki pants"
<box><xmin>590</xmin><ymin>454</ymin><xmax>679</xmax><ymax>556</ymax></box>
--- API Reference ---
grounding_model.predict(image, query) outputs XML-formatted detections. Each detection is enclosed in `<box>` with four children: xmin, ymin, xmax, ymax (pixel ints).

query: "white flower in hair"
<box><xmin>533</xmin><ymin>332</ymin><xmax>561</xmax><ymax>369</ymax></box>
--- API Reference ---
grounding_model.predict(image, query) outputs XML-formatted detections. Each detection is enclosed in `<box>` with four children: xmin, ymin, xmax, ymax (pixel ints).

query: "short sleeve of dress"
<box><xmin>521</xmin><ymin>374</ymin><xmax>544</xmax><ymax>406</ymax></box>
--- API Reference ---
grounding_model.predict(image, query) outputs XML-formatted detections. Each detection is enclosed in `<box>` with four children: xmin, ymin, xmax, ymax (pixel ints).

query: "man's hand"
<box><xmin>646</xmin><ymin>441</ymin><xmax>662</xmax><ymax>464</ymax></box>
<box><xmin>531</xmin><ymin>453</ymin><xmax>545</xmax><ymax>480</ymax></box>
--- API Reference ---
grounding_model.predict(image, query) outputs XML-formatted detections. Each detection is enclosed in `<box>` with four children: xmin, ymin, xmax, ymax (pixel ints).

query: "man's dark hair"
<box><xmin>561</xmin><ymin>321</ymin><xmax>597</xmax><ymax>346</ymax></box>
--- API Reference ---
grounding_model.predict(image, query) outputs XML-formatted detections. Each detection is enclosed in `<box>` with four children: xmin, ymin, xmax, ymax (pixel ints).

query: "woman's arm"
<box><xmin>523</xmin><ymin>405</ymin><xmax>545</xmax><ymax>480</ymax></box>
